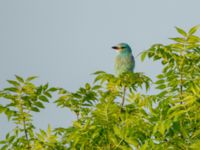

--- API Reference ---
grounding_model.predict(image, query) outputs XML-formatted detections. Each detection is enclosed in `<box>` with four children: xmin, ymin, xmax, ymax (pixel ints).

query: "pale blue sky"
<box><xmin>0</xmin><ymin>0</ymin><xmax>199</xmax><ymax>138</ymax></box>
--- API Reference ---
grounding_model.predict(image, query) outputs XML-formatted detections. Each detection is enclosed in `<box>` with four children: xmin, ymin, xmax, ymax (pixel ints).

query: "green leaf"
<box><xmin>15</xmin><ymin>75</ymin><xmax>24</xmax><ymax>83</ymax></box>
<box><xmin>34</xmin><ymin>101</ymin><xmax>45</xmax><ymax>108</ymax></box>
<box><xmin>8</xmin><ymin>136</ymin><xmax>15</xmax><ymax>143</ymax></box>
<box><xmin>155</xmin><ymin>79</ymin><xmax>165</xmax><ymax>84</ymax></box>
<box><xmin>4</xmin><ymin>87</ymin><xmax>18</xmax><ymax>92</ymax></box>
<box><xmin>92</xmin><ymin>85</ymin><xmax>101</xmax><ymax>90</ymax></box>
<box><xmin>5</xmin><ymin>133</ymin><xmax>10</xmax><ymax>139</ymax></box>
<box><xmin>39</xmin><ymin>95</ymin><xmax>49</xmax><ymax>102</ymax></box>
<box><xmin>175</xmin><ymin>26</ymin><xmax>187</xmax><ymax>37</ymax></box>
<box><xmin>159</xmin><ymin>121</ymin><xmax>165</xmax><ymax>135</ymax></box>
<box><xmin>161</xmin><ymin>60</ymin><xmax>167</xmax><ymax>65</ymax></box>
<box><xmin>47</xmin><ymin>87</ymin><xmax>58</xmax><ymax>92</ymax></box>
<box><xmin>43</xmin><ymin>83</ymin><xmax>49</xmax><ymax>90</ymax></box>
<box><xmin>113</xmin><ymin>126</ymin><xmax>122</xmax><ymax>138</ymax></box>
<box><xmin>189</xmin><ymin>24</ymin><xmax>200</xmax><ymax>35</ymax></box>
<box><xmin>93</xmin><ymin>71</ymin><xmax>105</xmax><ymax>75</ymax></box>
<box><xmin>156</xmin><ymin>84</ymin><xmax>166</xmax><ymax>90</ymax></box>
<box><xmin>141</xmin><ymin>51</ymin><xmax>147</xmax><ymax>62</ymax></box>
<box><xmin>187</xmin><ymin>35</ymin><xmax>200</xmax><ymax>43</ymax></box>
<box><xmin>169</xmin><ymin>37</ymin><xmax>185</xmax><ymax>43</ymax></box>
<box><xmin>157</xmin><ymin>74</ymin><xmax>164</xmax><ymax>79</ymax></box>
<box><xmin>58</xmin><ymin>88</ymin><xmax>67</xmax><ymax>94</ymax></box>
<box><xmin>85</xmin><ymin>83</ymin><xmax>90</xmax><ymax>90</ymax></box>
<box><xmin>26</xmin><ymin>76</ymin><xmax>38</xmax><ymax>82</ymax></box>
<box><xmin>31</xmin><ymin>107</ymin><xmax>40</xmax><ymax>112</ymax></box>
<box><xmin>0</xmin><ymin>105</ymin><xmax>5</xmax><ymax>114</ymax></box>
<box><xmin>153</xmin><ymin>55</ymin><xmax>161</xmax><ymax>61</ymax></box>
<box><xmin>4</xmin><ymin>109</ymin><xmax>14</xmax><ymax>121</ymax></box>
<box><xmin>94</xmin><ymin>75</ymin><xmax>103</xmax><ymax>83</ymax></box>
<box><xmin>0</xmin><ymin>140</ymin><xmax>6</xmax><ymax>144</ymax></box>
<box><xmin>44</xmin><ymin>92</ymin><xmax>52</xmax><ymax>98</ymax></box>
<box><xmin>7</xmin><ymin>80</ymin><xmax>20</xmax><ymax>87</ymax></box>
<box><xmin>148</xmin><ymin>51</ymin><xmax>154</xmax><ymax>58</ymax></box>
<box><xmin>158</xmin><ymin>91</ymin><xmax>168</xmax><ymax>97</ymax></box>
<box><xmin>36</xmin><ymin>86</ymin><xmax>43</xmax><ymax>94</ymax></box>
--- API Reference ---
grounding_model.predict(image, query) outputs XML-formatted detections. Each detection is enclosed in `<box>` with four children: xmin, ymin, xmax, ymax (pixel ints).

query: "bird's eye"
<box><xmin>121</xmin><ymin>46</ymin><xmax>126</xmax><ymax>49</ymax></box>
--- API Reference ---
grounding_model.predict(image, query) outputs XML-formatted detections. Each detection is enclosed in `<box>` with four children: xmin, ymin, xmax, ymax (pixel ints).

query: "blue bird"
<box><xmin>112</xmin><ymin>43</ymin><xmax>135</xmax><ymax>76</ymax></box>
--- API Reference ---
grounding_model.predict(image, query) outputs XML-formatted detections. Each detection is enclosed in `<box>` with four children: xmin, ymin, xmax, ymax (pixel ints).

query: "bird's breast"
<box><xmin>115</xmin><ymin>54</ymin><xmax>135</xmax><ymax>75</ymax></box>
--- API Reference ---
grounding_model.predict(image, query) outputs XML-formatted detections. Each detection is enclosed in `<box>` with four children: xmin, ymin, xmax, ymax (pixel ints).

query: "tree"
<box><xmin>0</xmin><ymin>25</ymin><xmax>200</xmax><ymax>149</ymax></box>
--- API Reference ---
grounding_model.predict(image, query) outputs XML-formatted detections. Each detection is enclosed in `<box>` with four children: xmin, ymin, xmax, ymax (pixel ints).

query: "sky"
<box><xmin>0</xmin><ymin>0</ymin><xmax>199</xmax><ymax>138</ymax></box>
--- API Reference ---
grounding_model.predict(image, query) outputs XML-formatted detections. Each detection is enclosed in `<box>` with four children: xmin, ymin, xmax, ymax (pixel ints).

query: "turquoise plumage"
<box><xmin>112</xmin><ymin>43</ymin><xmax>135</xmax><ymax>76</ymax></box>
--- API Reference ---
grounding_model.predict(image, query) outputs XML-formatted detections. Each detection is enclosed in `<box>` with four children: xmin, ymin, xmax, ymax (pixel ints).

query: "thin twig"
<box><xmin>121</xmin><ymin>86</ymin><xmax>127</xmax><ymax>107</ymax></box>
<box><xmin>135</xmin><ymin>50</ymin><xmax>148</xmax><ymax>58</ymax></box>
<box><xmin>21</xmin><ymin>108</ymin><xmax>31</xmax><ymax>149</ymax></box>
<box><xmin>22</xmin><ymin>116</ymin><xmax>29</xmax><ymax>142</ymax></box>
<box><xmin>19</xmin><ymin>91</ymin><xmax>31</xmax><ymax>149</ymax></box>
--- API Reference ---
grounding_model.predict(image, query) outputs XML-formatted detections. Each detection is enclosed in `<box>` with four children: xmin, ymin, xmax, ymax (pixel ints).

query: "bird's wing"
<box><xmin>131</xmin><ymin>55</ymin><xmax>135</xmax><ymax>71</ymax></box>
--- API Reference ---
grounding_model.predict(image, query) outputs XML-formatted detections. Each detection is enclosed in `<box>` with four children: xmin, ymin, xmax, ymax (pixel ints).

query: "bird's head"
<box><xmin>112</xmin><ymin>43</ymin><xmax>132</xmax><ymax>54</ymax></box>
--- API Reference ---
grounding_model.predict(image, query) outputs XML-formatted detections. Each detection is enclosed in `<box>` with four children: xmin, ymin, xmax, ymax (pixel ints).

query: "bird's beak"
<box><xmin>112</xmin><ymin>46</ymin><xmax>120</xmax><ymax>50</ymax></box>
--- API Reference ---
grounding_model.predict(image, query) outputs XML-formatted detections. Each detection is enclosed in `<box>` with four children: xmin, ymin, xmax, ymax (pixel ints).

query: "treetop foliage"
<box><xmin>0</xmin><ymin>25</ymin><xmax>200</xmax><ymax>149</ymax></box>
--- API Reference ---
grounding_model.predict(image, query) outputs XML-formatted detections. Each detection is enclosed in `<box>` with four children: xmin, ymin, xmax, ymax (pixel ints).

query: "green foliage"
<box><xmin>0</xmin><ymin>76</ymin><xmax>60</xmax><ymax>150</ymax></box>
<box><xmin>0</xmin><ymin>25</ymin><xmax>200</xmax><ymax>149</ymax></box>
<box><xmin>140</xmin><ymin>25</ymin><xmax>200</xmax><ymax>149</ymax></box>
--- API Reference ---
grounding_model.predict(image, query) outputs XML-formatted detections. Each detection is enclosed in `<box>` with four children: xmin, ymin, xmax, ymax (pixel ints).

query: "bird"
<box><xmin>112</xmin><ymin>43</ymin><xmax>135</xmax><ymax>76</ymax></box>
